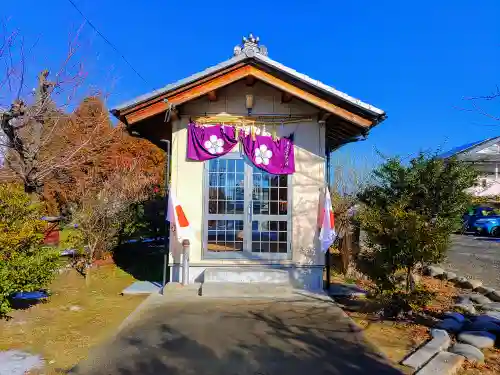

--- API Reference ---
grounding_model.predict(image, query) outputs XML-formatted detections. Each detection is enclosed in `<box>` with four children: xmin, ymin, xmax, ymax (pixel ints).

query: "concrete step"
<box><xmin>203</xmin><ymin>267</ymin><xmax>291</xmax><ymax>285</ymax></box>
<box><xmin>415</xmin><ymin>351</ymin><xmax>464</xmax><ymax>375</ymax></box>
<box><xmin>402</xmin><ymin>329</ymin><xmax>451</xmax><ymax>370</ymax></box>
<box><xmin>201</xmin><ymin>282</ymin><xmax>299</xmax><ymax>299</ymax></box>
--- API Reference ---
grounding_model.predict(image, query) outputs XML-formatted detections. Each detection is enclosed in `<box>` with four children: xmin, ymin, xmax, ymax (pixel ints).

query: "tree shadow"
<box><xmin>112</xmin><ymin>241</ymin><xmax>164</xmax><ymax>283</ymax></box>
<box><xmin>113</xmin><ymin>197</ymin><xmax>168</xmax><ymax>283</ymax></box>
<box><xmin>68</xmin><ymin>299</ymin><xmax>404</xmax><ymax>375</ymax></box>
<box><xmin>473</xmin><ymin>237</ymin><xmax>500</xmax><ymax>243</ymax></box>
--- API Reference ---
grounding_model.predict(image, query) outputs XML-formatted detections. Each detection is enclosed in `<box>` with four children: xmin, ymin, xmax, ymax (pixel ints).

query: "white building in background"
<box><xmin>441</xmin><ymin>136</ymin><xmax>500</xmax><ymax>195</ymax></box>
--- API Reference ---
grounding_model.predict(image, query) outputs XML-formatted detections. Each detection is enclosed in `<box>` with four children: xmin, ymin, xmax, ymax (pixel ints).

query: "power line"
<box><xmin>65</xmin><ymin>0</ymin><xmax>150</xmax><ymax>86</ymax></box>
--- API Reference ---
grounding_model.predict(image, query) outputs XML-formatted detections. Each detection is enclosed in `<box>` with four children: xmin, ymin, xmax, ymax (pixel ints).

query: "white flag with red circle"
<box><xmin>319</xmin><ymin>187</ymin><xmax>336</xmax><ymax>252</ymax></box>
<box><xmin>167</xmin><ymin>188</ymin><xmax>192</xmax><ymax>241</ymax></box>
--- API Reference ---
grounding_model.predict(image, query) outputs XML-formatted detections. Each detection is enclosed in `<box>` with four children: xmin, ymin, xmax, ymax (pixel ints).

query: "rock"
<box><xmin>430</xmin><ymin>328</ymin><xmax>449</xmax><ymax>339</ymax></box>
<box><xmin>402</xmin><ymin>329</ymin><xmax>451</xmax><ymax>370</ymax></box>
<box><xmin>443</xmin><ymin>271</ymin><xmax>457</xmax><ymax>281</ymax></box>
<box><xmin>476</xmin><ymin>285</ymin><xmax>495</xmax><ymax>295</ymax></box>
<box><xmin>0</xmin><ymin>350</ymin><xmax>44</xmax><ymax>375</ymax></box>
<box><xmin>480</xmin><ymin>302</ymin><xmax>500</xmax><ymax>312</ymax></box>
<box><xmin>488</xmin><ymin>290</ymin><xmax>500</xmax><ymax>302</ymax></box>
<box><xmin>455</xmin><ymin>295</ymin><xmax>471</xmax><ymax>304</ymax></box>
<box><xmin>449</xmin><ymin>343</ymin><xmax>485</xmax><ymax>363</ymax></box>
<box><xmin>475</xmin><ymin>311</ymin><xmax>500</xmax><ymax>325</ymax></box>
<box><xmin>69</xmin><ymin>305</ymin><xmax>82</xmax><ymax>312</ymax></box>
<box><xmin>454</xmin><ymin>276</ymin><xmax>468</xmax><ymax>287</ymax></box>
<box><xmin>453</xmin><ymin>303</ymin><xmax>476</xmax><ymax>315</ymax></box>
<box><xmin>467</xmin><ymin>320</ymin><xmax>500</xmax><ymax>333</ymax></box>
<box><xmin>458</xmin><ymin>331</ymin><xmax>496</xmax><ymax>349</ymax></box>
<box><xmin>435</xmin><ymin>318</ymin><xmax>464</xmax><ymax>333</ymax></box>
<box><xmin>462</xmin><ymin>279</ymin><xmax>483</xmax><ymax>290</ymax></box>
<box><xmin>443</xmin><ymin>311</ymin><xmax>465</xmax><ymax>323</ymax></box>
<box><xmin>467</xmin><ymin>293</ymin><xmax>492</xmax><ymax>305</ymax></box>
<box><xmin>414</xmin><ymin>351</ymin><xmax>464</xmax><ymax>375</ymax></box>
<box><xmin>328</xmin><ymin>284</ymin><xmax>367</xmax><ymax>298</ymax></box>
<box><xmin>424</xmin><ymin>265</ymin><xmax>445</xmax><ymax>277</ymax></box>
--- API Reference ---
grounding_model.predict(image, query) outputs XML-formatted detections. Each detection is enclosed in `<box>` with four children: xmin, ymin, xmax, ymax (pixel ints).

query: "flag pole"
<box><xmin>161</xmin><ymin>139</ymin><xmax>171</xmax><ymax>295</ymax></box>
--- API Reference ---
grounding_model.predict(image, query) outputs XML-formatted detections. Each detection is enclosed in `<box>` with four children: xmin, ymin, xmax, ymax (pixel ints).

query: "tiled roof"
<box><xmin>111</xmin><ymin>52</ymin><xmax>385</xmax><ymax>119</ymax></box>
<box><xmin>439</xmin><ymin>137</ymin><xmax>499</xmax><ymax>159</ymax></box>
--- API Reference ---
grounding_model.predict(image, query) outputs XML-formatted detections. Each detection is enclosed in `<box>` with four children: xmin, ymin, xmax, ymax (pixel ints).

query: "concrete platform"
<box><xmin>121</xmin><ymin>281</ymin><xmax>161</xmax><ymax>295</ymax></box>
<box><xmin>70</xmin><ymin>297</ymin><xmax>402</xmax><ymax>375</ymax></box>
<box><xmin>203</xmin><ymin>267</ymin><xmax>291</xmax><ymax>284</ymax></box>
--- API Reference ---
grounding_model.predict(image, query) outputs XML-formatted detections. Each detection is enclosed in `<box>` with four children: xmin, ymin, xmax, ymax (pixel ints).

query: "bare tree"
<box><xmin>329</xmin><ymin>154</ymin><xmax>372</xmax><ymax>276</ymax></box>
<box><xmin>460</xmin><ymin>86</ymin><xmax>500</xmax><ymax>123</ymax></box>
<box><xmin>69</xmin><ymin>159</ymin><xmax>155</xmax><ymax>278</ymax></box>
<box><xmin>0</xmin><ymin>24</ymin><xmax>115</xmax><ymax>196</ymax></box>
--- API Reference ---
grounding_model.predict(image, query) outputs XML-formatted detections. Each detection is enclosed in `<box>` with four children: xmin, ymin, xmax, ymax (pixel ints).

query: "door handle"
<box><xmin>247</xmin><ymin>202</ymin><xmax>252</xmax><ymax>222</ymax></box>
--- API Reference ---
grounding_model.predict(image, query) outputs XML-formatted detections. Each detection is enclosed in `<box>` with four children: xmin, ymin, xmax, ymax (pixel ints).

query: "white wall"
<box><xmin>169</xmin><ymin>80</ymin><xmax>325</xmax><ymax>268</ymax></box>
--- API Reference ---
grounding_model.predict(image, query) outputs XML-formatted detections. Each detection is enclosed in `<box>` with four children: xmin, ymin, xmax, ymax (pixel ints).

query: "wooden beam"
<box><xmin>281</xmin><ymin>92</ymin><xmax>293</xmax><ymax>103</ymax></box>
<box><xmin>207</xmin><ymin>90</ymin><xmax>217</xmax><ymax>102</ymax></box>
<box><xmin>126</xmin><ymin>66</ymin><xmax>251</xmax><ymax>123</ymax></box>
<box><xmin>121</xmin><ymin>62</ymin><xmax>247</xmax><ymax>116</ymax></box>
<box><xmin>245</xmin><ymin>76</ymin><xmax>256</xmax><ymax>86</ymax></box>
<box><xmin>125</xmin><ymin>64</ymin><xmax>372</xmax><ymax>127</ymax></box>
<box><xmin>248</xmin><ymin>67</ymin><xmax>372</xmax><ymax>127</ymax></box>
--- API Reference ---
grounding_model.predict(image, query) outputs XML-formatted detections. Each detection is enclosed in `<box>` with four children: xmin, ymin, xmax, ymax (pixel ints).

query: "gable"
<box><xmin>121</xmin><ymin>64</ymin><xmax>374</xmax><ymax>127</ymax></box>
<box><xmin>477</xmin><ymin>142</ymin><xmax>500</xmax><ymax>155</ymax></box>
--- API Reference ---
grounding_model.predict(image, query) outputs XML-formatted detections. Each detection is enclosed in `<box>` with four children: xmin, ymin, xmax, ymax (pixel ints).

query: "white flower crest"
<box><xmin>254</xmin><ymin>144</ymin><xmax>273</xmax><ymax>165</ymax></box>
<box><xmin>204</xmin><ymin>135</ymin><xmax>225</xmax><ymax>154</ymax></box>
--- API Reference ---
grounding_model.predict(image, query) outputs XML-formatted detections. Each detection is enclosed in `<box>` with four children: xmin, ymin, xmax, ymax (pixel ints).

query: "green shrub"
<box><xmin>358</xmin><ymin>154</ymin><xmax>477</xmax><ymax>316</ymax></box>
<box><xmin>0</xmin><ymin>184</ymin><xmax>59</xmax><ymax>317</ymax></box>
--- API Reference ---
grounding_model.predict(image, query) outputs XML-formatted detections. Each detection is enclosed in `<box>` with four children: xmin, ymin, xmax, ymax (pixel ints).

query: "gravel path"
<box><xmin>441</xmin><ymin>234</ymin><xmax>500</xmax><ymax>290</ymax></box>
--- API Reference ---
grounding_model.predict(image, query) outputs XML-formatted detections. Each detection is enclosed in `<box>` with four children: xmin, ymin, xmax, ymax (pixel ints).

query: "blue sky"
<box><xmin>2</xmin><ymin>0</ymin><xmax>500</xmax><ymax>167</ymax></box>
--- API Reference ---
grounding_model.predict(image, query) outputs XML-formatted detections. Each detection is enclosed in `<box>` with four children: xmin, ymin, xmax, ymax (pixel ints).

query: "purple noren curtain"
<box><xmin>187</xmin><ymin>124</ymin><xmax>238</xmax><ymax>160</ymax></box>
<box><xmin>187</xmin><ymin>123</ymin><xmax>295</xmax><ymax>175</ymax></box>
<box><xmin>240</xmin><ymin>133</ymin><xmax>295</xmax><ymax>175</ymax></box>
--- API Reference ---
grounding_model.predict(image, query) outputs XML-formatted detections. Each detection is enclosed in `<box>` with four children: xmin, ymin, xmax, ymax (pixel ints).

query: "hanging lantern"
<box><xmin>245</xmin><ymin>94</ymin><xmax>254</xmax><ymax>115</ymax></box>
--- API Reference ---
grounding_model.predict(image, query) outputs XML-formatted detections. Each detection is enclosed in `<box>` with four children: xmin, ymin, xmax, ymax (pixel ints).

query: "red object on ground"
<box><xmin>43</xmin><ymin>223</ymin><xmax>60</xmax><ymax>246</ymax></box>
<box><xmin>44</xmin><ymin>229</ymin><xmax>60</xmax><ymax>245</ymax></box>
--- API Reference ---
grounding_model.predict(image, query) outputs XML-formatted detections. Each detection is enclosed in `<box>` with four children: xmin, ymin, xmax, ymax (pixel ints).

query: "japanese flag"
<box><xmin>319</xmin><ymin>187</ymin><xmax>336</xmax><ymax>253</ymax></box>
<box><xmin>167</xmin><ymin>188</ymin><xmax>192</xmax><ymax>242</ymax></box>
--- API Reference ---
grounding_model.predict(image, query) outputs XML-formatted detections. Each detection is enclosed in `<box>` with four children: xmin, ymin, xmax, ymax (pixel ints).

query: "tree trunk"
<box><xmin>406</xmin><ymin>266</ymin><xmax>416</xmax><ymax>294</ymax></box>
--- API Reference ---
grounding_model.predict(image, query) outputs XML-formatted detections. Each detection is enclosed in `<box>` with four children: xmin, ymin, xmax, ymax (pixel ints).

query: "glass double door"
<box><xmin>205</xmin><ymin>156</ymin><xmax>291</xmax><ymax>259</ymax></box>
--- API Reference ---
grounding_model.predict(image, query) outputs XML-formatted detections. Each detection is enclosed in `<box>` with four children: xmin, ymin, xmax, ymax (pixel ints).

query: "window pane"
<box><xmin>278</xmin><ymin>242</ymin><xmax>287</xmax><ymax>253</ymax></box>
<box><xmin>269</xmin><ymin>221</ymin><xmax>279</xmax><ymax>231</ymax></box>
<box><xmin>209</xmin><ymin>159</ymin><xmax>219</xmax><ymax>172</ymax></box>
<box><xmin>270</xmin><ymin>202</ymin><xmax>279</xmax><ymax>215</ymax></box>
<box><xmin>217</xmin><ymin>201</ymin><xmax>226</xmax><ymax>214</ymax></box>
<box><xmin>270</xmin><ymin>176</ymin><xmax>279</xmax><ymax>188</ymax></box>
<box><xmin>235</xmin><ymin>200</ymin><xmax>244</xmax><ymax>214</ymax></box>
<box><xmin>279</xmin><ymin>188</ymin><xmax>287</xmax><ymax>201</ymax></box>
<box><xmin>279</xmin><ymin>201</ymin><xmax>287</xmax><ymax>215</ymax></box>
<box><xmin>209</xmin><ymin>173</ymin><xmax>217</xmax><ymax>187</ymax></box>
<box><xmin>279</xmin><ymin>232</ymin><xmax>287</xmax><ymax>242</ymax></box>
<box><xmin>236</xmin><ymin>159</ymin><xmax>245</xmax><ymax>173</ymax></box>
<box><xmin>207</xmin><ymin>220</ymin><xmax>243</xmax><ymax>252</ymax></box>
<box><xmin>270</xmin><ymin>242</ymin><xmax>278</xmax><ymax>253</ymax></box>
<box><xmin>227</xmin><ymin>160</ymin><xmax>235</xmax><ymax>172</ymax></box>
<box><xmin>270</xmin><ymin>187</ymin><xmax>279</xmax><ymax>201</ymax></box>
<box><xmin>279</xmin><ymin>175</ymin><xmax>287</xmax><ymax>187</ymax></box>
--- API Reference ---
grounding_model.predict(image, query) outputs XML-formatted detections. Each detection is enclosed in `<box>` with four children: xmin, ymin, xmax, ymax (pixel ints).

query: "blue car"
<box><xmin>473</xmin><ymin>216</ymin><xmax>500</xmax><ymax>237</ymax></box>
<box><xmin>462</xmin><ymin>206</ymin><xmax>496</xmax><ymax>232</ymax></box>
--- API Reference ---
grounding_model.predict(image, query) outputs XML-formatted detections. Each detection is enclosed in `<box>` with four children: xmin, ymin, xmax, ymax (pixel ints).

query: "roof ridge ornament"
<box><xmin>233</xmin><ymin>33</ymin><xmax>268</xmax><ymax>57</ymax></box>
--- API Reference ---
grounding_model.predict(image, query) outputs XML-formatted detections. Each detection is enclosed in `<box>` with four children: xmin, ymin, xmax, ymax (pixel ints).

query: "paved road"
<box><xmin>70</xmin><ymin>297</ymin><xmax>402</xmax><ymax>375</ymax></box>
<box><xmin>442</xmin><ymin>234</ymin><xmax>500</xmax><ymax>290</ymax></box>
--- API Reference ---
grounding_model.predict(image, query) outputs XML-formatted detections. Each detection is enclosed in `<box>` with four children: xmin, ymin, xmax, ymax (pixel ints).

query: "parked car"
<box><xmin>473</xmin><ymin>216</ymin><xmax>500</xmax><ymax>237</ymax></box>
<box><xmin>462</xmin><ymin>206</ymin><xmax>496</xmax><ymax>233</ymax></box>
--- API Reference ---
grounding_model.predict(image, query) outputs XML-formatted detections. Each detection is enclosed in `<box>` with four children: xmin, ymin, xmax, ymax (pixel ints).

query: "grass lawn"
<box><xmin>0</xmin><ymin>264</ymin><xmax>147</xmax><ymax>374</ymax></box>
